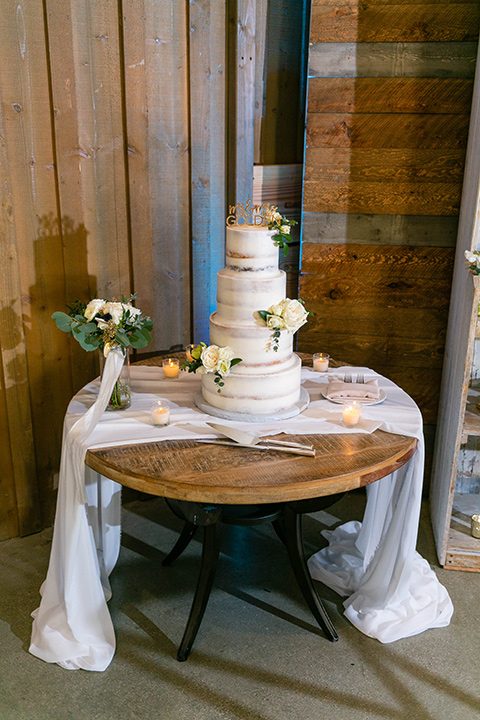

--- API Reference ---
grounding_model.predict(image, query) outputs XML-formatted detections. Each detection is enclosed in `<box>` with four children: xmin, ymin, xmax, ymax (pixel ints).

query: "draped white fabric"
<box><xmin>29</xmin><ymin>364</ymin><xmax>452</xmax><ymax>671</ymax></box>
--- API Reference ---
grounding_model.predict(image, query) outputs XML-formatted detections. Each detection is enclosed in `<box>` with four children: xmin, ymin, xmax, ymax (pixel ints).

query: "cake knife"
<box><xmin>206</xmin><ymin>422</ymin><xmax>314</xmax><ymax>451</ymax></box>
<box><xmin>197</xmin><ymin>438</ymin><xmax>316</xmax><ymax>457</ymax></box>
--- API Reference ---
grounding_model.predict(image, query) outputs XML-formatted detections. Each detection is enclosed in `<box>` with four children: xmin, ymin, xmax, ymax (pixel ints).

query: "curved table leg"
<box><xmin>177</xmin><ymin>521</ymin><xmax>222</xmax><ymax>661</ymax></box>
<box><xmin>162</xmin><ymin>521</ymin><xmax>198</xmax><ymax>567</ymax></box>
<box><xmin>282</xmin><ymin>505</ymin><xmax>338</xmax><ymax>642</ymax></box>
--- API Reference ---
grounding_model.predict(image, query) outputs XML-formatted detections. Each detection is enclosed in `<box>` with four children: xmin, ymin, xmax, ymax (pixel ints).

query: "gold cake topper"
<box><xmin>226</xmin><ymin>199</ymin><xmax>280</xmax><ymax>227</ymax></box>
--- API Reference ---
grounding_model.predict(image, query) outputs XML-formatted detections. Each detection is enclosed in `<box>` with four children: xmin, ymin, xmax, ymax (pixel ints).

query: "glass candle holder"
<box><xmin>185</xmin><ymin>344</ymin><xmax>195</xmax><ymax>362</ymax></box>
<box><xmin>151</xmin><ymin>399</ymin><xmax>170</xmax><ymax>427</ymax></box>
<box><xmin>342</xmin><ymin>401</ymin><xmax>362</xmax><ymax>427</ymax></box>
<box><xmin>471</xmin><ymin>514</ymin><xmax>480</xmax><ymax>539</ymax></box>
<box><xmin>163</xmin><ymin>358</ymin><xmax>180</xmax><ymax>378</ymax></box>
<box><xmin>313</xmin><ymin>353</ymin><xmax>330</xmax><ymax>372</ymax></box>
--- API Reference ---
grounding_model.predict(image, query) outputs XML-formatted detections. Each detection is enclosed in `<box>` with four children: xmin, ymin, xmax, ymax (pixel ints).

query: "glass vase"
<box><xmin>99</xmin><ymin>348</ymin><xmax>132</xmax><ymax>411</ymax></box>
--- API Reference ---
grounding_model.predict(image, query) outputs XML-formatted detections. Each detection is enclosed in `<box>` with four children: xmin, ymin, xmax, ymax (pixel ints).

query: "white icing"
<box><xmin>225</xmin><ymin>226</ymin><xmax>279</xmax><ymax>273</ymax></box>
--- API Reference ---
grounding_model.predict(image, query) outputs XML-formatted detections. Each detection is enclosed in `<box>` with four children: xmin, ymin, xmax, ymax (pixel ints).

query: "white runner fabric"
<box><xmin>29</xmin><ymin>364</ymin><xmax>453</xmax><ymax>670</ymax></box>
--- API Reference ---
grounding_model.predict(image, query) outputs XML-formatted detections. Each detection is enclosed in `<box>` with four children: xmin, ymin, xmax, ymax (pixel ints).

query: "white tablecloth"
<box><xmin>29</xmin><ymin>360</ymin><xmax>453</xmax><ymax>670</ymax></box>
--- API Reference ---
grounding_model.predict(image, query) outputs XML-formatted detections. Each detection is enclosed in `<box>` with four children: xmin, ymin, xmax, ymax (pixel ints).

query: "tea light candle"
<box><xmin>342</xmin><ymin>401</ymin><xmax>362</xmax><ymax>427</ymax></box>
<box><xmin>185</xmin><ymin>344</ymin><xmax>194</xmax><ymax>362</ymax></box>
<box><xmin>313</xmin><ymin>353</ymin><xmax>330</xmax><ymax>372</ymax></box>
<box><xmin>163</xmin><ymin>358</ymin><xmax>180</xmax><ymax>378</ymax></box>
<box><xmin>471</xmin><ymin>514</ymin><xmax>480</xmax><ymax>539</ymax></box>
<box><xmin>151</xmin><ymin>399</ymin><xmax>170</xmax><ymax>426</ymax></box>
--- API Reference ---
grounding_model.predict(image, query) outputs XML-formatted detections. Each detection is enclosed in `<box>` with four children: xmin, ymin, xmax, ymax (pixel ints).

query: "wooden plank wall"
<box><xmin>299</xmin><ymin>1</ymin><xmax>479</xmax><ymax>469</ymax></box>
<box><xmin>0</xmin><ymin>0</ymin><xmax>307</xmax><ymax>540</ymax></box>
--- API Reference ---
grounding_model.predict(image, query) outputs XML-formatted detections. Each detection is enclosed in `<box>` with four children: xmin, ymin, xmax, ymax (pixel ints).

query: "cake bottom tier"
<box><xmin>201</xmin><ymin>353</ymin><xmax>302</xmax><ymax>414</ymax></box>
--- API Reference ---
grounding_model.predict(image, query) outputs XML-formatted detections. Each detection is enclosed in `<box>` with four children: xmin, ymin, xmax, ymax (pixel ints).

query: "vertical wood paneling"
<box><xmin>124</xmin><ymin>0</ymin><xmax>190</xmax><ymax>352</ymax></box>
<box><xmin>228</xmin><ymin>0</ymin><xmax>256</xmax><ymax>204</ymax></box>
<box><xmin>254</xmin><ymin>0</ymin><xmax>268</xmax><ymax>164</ymax></box>
<box><xmin>0</xmin><ymin>122</ymin><xmax>39</xmax><ymax>538</ymax></box>
<box><xmin>45</xmin><ymin>0</ymin><xmax>130</xmax><ymax>387</ymax></box>
<box><xmin>0</xmin><ymin>0</ymin><xmax>74</xmax><ymax>534</ymax></box>
<box><xmin>189</xmin><ymin>0</ymin><xmax>226</xmax><ymax>344</ymax></box>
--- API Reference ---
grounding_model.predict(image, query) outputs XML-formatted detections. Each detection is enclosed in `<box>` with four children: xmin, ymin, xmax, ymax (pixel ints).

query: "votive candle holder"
<box><xmin>163</xmin><ymin>358</ymin><xmax>180</xmax><ymax>378</ymax></box>
<box><xmin>342</xmin><ymin>401</ymin><xmax>362</xmax><ymax>427</ymax></box>
<box><xmin>313</xmin><ymin>353</ymin><xmax>330</xmax><ymax>372</ymax></box>
<box><xmin>151</xmin><ymin>399</ymin><xmax>171</xmax><ymax>427</ymax></box>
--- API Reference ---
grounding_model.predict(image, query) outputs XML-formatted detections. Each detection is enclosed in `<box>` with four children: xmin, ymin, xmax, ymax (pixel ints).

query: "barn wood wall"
<box><xmin>0</xmin><ymin>0</ymin><xmax>307</xmax><ymax>540</ymax></box>
<box><xmin>299</xmin><ymin>0</ymin><xmax>479</xmax><ymax>480</ymax></box>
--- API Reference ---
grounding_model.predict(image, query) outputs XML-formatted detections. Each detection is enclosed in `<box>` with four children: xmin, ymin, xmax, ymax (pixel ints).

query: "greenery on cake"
<box><xmin>265</xmin><ymin>208</ymin><xmax>297</xmax><ymax>256</ymax></box>
<box><xmin>257</xmin><ymin>298</ymin><xmax>311</xmax><ymax>352</ymax></box>
<box><xmin>52</xmin><ymin>294</ymin><xmax>153</xmax><ymax>356</ymax></box>
<box><xmin>181</xmin><ymin>343</ymin><xmax>242</xmax><ymax>392</ymax></box>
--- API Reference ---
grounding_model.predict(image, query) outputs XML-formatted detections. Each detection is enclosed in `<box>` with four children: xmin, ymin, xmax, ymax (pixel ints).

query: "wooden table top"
<box><xmin>85</xmin><ymin>353</ymin><xmax>417</xmax><ymax>505</ymax></box>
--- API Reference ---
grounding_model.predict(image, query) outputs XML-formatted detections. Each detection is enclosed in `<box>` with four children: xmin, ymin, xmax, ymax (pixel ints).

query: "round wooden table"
<box><xmin>85</xmin><ymin>353</ymin><xmax>417</xmax><ymax>660</ymax></box>
<box><xmin>86</xmin><ymin>353</ymin><xmax>417</xmax><ymax>504</ymax></box>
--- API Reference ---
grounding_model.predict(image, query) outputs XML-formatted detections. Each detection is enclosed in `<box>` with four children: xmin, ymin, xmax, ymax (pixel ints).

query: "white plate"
<box><xmin>321</xmin><ymin>388</ymin><xmax>387</xmax><ymax>406</ymax></box>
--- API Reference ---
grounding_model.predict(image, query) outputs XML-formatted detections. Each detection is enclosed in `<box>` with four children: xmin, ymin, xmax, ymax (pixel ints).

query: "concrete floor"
<box><xmin>0</xmin><ymin>491</ymin><xmax>479</xmax><ymax>720</ymax></box>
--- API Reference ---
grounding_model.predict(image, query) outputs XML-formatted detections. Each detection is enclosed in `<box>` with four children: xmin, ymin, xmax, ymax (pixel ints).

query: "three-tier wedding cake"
<box><xmin>200</xmin><ymin>207</ymin><xmax>303</xmax><ymax>416</ymax></box>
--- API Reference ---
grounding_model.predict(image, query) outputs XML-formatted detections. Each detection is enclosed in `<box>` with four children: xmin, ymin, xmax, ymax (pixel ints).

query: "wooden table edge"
<box><xmin>85</xmin><ymin>436</ymin><xmax>417</xmax><ymax>505</ymax></box>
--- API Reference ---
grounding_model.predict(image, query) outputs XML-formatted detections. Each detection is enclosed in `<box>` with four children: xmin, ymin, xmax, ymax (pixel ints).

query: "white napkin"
<box><xmin>325</xmin><ymin>378</ymin><xmax>380</xmax><ymax>401</ymax></box>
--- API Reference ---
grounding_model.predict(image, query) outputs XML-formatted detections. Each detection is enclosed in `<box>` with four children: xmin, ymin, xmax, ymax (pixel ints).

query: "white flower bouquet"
<box><xmin>52</xmin><ymin>294</ymin><xmax>153</xmax><ymax>410</ymax></box>
<box><xmin>52</xmin><ymin>294</ymin><xmax>153</xmax><ymax>356</ymax></box>
<box><xmin>258</xmin><ymin>298</ymin><xmax>311</xmax><ymax>351</ymax></box>
<box><xmin>181</xmin><ymin>343</ymin><xmax>242</xmax><ymax>393</ymax></box>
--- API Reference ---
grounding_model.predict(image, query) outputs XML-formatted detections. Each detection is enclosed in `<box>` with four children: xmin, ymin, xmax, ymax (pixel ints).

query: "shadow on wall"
<box><xmin>26</xmin><ymin>213</ymin><xmax>98</xmax><ymax>527</ymax></box>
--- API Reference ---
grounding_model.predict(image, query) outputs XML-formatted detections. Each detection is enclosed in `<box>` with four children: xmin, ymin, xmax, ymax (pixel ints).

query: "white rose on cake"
<box><xmin>217</xmin><ymin>346</ymin><xmax>235</xmax><ymax>377</ymax></box>
<box><xmin>200</xmin><ymin>344</ymin><xmax>220</xmax><ymax>373</ymax></box>
<box><xmin>267</xmin><ymin>302</ymin><xmax>284</xmax><ymax>317</ymax></box>
<box><xmin>280</xmin><ymin>299</ymin><xmax>309</xmax><ymax>333</ymax></box>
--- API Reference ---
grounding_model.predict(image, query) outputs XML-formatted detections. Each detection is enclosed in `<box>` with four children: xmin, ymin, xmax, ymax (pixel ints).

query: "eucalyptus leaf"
<box><xmin>52</xmin><ymin>312</ymin><xmax>73</xmax><ymax>332</ymax></box>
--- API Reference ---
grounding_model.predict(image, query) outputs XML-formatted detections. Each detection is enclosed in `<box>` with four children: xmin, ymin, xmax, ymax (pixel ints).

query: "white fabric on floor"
<box><xmin>29</xmin><ymin>364</ymin><xmax>453</xmax><ymax>670</ymax></box>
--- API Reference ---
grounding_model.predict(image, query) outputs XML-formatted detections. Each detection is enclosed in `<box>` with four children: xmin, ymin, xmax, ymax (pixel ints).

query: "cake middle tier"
<box><xmin>215</xmin><ymin>267</ymin><xmax>286</xmax><ymax>325</ymax></box>
<box><xmin>210</xmin><ymin>312</ymin><xmax>294</xmax><ymax>374</ymax></box>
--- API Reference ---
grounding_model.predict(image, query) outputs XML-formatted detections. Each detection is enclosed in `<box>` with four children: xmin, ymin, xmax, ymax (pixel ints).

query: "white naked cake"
<box><xmin>201</xmin><ymin>223</ymin><xmax>302</xmax><ymax>415</ymax></box>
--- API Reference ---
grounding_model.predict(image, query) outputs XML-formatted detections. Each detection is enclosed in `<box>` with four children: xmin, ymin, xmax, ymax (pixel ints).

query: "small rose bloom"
<box><xmin>122</xmin><ymin>303</ymin><xmax>141</xmax><ymax>318</ymax></box>
<box><xmin>267</xmin><ymin>302</ymin><xmax>284</xmax><ymax>317</ymax></box>
<box><xmin>217</xmin><ymin>346</ymin><xmax>235</xmax><ymax>377</ymax></box>
<box><xmin>465</xmin><ymin>250</ymin><xmax>477</xmax><ymax>263</ymax></box>
<box><xmin>201</xmin><ymin>344</ymin><xmax>220</xmax><ymax>373</ymax></box>
<box><xmin>280</xmin><ymin>224</ymin><xmax>291</xmax><ymax>234</ymax></box>
<box><xmin>267</xmin><ymin>314</ymin><xmax>285</xmax><ymax>330</ymax></box>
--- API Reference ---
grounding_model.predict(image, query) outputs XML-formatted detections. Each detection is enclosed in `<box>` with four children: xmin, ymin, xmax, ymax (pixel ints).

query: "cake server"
<box><xmin>197</xmin><ymin>438</ymin><xmax>316</xmax><ymax>457</ymax></box>
<box><xmin>206</xmin><ymin>422</ymin><xmax>314</xmax><ymax>451</ymax></box>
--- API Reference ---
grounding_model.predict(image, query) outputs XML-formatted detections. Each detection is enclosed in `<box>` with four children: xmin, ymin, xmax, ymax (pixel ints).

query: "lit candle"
<box><xmin>151</xmin><ymin>399</ymin><xmax>170</xmax><ymax>426</ymax></box>
<box><xmin>342</xmin><ymin>401</ymin><xmax>362</xmax><ymax>427</ymax></box>
<box><xmin>471</xmin><ymin>514</ymin><xmax>480</xmax><ymax>539</ymax></box>
<box><xmin>313</xmin><ymin>353</ymin><xmax>330</xmax><ymax>372</ymax></box>
<box><xmin>163</xmin><ymin>358</ymin><xmax>180</xmax><ymax>378</ymax></box>
<box><xmin>185</xmin><ymin>344</ymin><xmax>194</xmax><ymax>362</ymax></box>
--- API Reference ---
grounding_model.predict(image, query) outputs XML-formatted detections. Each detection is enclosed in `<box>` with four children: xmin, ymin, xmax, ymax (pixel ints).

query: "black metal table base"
<box><xmin>163</xmin><ymin>495</ymin><xmax>344</xmax><ymax>661</ymax></box>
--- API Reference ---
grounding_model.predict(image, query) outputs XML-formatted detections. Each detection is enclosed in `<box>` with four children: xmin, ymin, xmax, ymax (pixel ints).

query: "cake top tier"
<box><xmin>225</xmin><ymin>225</ymin><xmax>279</xmax><ymax>273</ymax></box>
